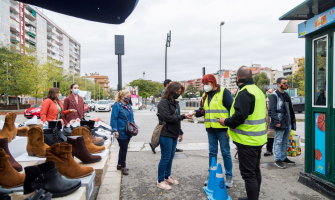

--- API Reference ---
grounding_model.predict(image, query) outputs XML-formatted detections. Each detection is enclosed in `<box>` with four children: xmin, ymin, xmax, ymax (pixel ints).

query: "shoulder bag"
<box><xmin>120</xmin><ymin>105</ymin><xmax>138</xmax><ymax>136</ymax></box>
<box><xmin>69</xmin><ymin>96</ymin><xmax>86</xmax><ymax>121</ymax></box>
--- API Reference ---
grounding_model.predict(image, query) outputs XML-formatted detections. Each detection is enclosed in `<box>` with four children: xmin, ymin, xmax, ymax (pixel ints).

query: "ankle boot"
<box><xmin>0</xmin><ymin>148</ymin><xmax>25</xmax><ymax>188</ymax></box>
<box><xmin>17</xmin><ymin>127</ymin><xmax>29</xmax><ymax>137</ymax></box>
<box><xmin>0</xmin><ymin>138</ymin><xmax>22</xmax><ymax>172</ymax></box>
<box><xmin>67</xmin><ymin>136</ymin><xmax>102</xmax><ymax>164</ymax></box>
<box><xmin>45</xmin><ymin>143</ymin><xmax>94</xmax><ymax>179</ymax></box>
<box><xmin>27</xmin><ymin>127</ymin><xmax>49</xmax><ymax>157</ymax></box>
<box><xmin>71</xmin><ymin>127</ymin><xmax>105</xmax><ymax>154</ymax></box>
<box><xmin>24</xmin><ymin>161</ymin><xmax>81</xmax><ymax>198</ymax></box>
<box><xmin>0</xmin><ymin>113</ymin><xmax>17</xmax><ymax>142</ymax></box>
<box><xmin>82</xmin><ymin>125</ymin><xmax>104</xmax><ymax>146</ymax></box>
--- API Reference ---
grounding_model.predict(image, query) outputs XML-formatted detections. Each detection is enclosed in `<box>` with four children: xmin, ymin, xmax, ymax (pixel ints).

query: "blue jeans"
<box><xmin>274</xmin><ymin>125</ymin><xmax>291</xmax><ymax>161</ymax></box>
<box><xmin>207</xmin><ymin>131</ymin><xmax>233</xmax><ymax>177</ymax></box>
<box><xmin>158</xmin><ymin>136</ymin><xmax>178</xmax><ymax>182</ymax></box>
<box><xmin>150</xmin><ymin>104</ymin><xmax>156</xmax><ymax>111</ymax></box>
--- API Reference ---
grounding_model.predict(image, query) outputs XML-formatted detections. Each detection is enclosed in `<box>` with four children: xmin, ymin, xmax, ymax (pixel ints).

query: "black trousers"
<box><xmin>117</xmin><ymin>138</ymin><xmax>130</xmax><ymax>168</ymax></box>
<box><xmin>266</xmin><ymin>138</ymin><xmax>274</xmax><ymax>152</ymax></box>
<box><xmin>237</xmin><ymin>145</ymin><xmax>262</xmax><ymax>200</ymax></box>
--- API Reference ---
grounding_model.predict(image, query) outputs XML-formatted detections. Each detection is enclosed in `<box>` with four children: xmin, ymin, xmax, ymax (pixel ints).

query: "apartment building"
<box><xmin>86</xmin><ymin>73</ymin><xmax>110</xmax><ymax>89</ymax></box>
<box><xmin>293</xmin><ymin>57</ymin><xmax>304</xmax><ymax>73</ymax></box>
<box><xmin>271</xmin><ymin>70</ymin><xmax>284</xmax><ymax>84</ymax></box>
<box><xmin>0</xmin><ymin>0</ymin><xmax>81</xmax><ymax>73</ymax></box>
<box><xmin>282</xmin><ymin>64</ymin><xmax>294</xmax><ymax>77</ymax></box>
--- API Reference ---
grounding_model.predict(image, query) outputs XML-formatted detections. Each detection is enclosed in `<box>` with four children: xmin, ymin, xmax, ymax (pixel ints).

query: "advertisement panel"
<box><xmin>315</xmin><ymin>113</ymin><xmax>326</xmax><ymax>175</ymax></box>
<box><xmin>126</xmin><ymin>86</ymin><xmax>139</xmax><ymax>110</ymax></box>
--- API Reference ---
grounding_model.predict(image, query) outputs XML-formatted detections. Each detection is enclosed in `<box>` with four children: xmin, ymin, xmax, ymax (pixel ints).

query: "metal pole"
<box><xmin>103</xmin><ymin>88</ymin><xmax>104</xmax><ymax>99</ymax></box>
<box><xmin>165</xmin><ymin>42</ymin><xmax>167</xmax><ymax>80</ymax></box>
<box><xmin>99</xmin><ymin>84</ymin><xmax>100</xmax><ymax>101</ymax></box>
<box><xmin>85</xmin><ymin>74</ymin><xmax>87</xmax><ymax>91</ymax></box>
<box><xmin>118</xmin><ymin>54</ymin><xmax>122</xmax><ymax>91</ymax></box>
<box><xmin>143</xmin><ymin>71</ymin><xmax>145</xmax><ymax>80</ymax></box>
<box><xmin>94</xmin><ymin>81</ymin><xmax>95</xmax><ymax>101</ymax></box>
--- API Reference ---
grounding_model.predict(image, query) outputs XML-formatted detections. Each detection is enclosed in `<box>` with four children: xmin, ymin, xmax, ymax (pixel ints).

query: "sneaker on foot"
<box><xmin>166</xmin><ymin>176</ymin><xmax>179</xmax><ymax>185</ymax></box>
<box><xmin>204</xmin><ymin>180</ymin><xmax>208</xmax><ymax>186</ymax></box>
<box><xmin>157</xmin><ymin>180</ymin><xmax>172</xmax><ymax>190</ymax></box>
<box><xmin>175</xmin><ymin>148</ymin><xmax>183</xmax><ymax>152</ymax></box>
<box><xmin>226</xmin><ymin>177</ymin><xmax>233</xmax><ymax>188</ymax></box>
<box><xmin>283</xmin><ymin>158</ymin><xmax>295</xmax><ymax>164</ymax></box>
<box><xmin>275</xmin><ymin>160</ymin><xmax>286</xmax><ymax>169</ymax></box>
<box><xmin>264</xmin><ymin>151</ymin><xmax>273</xmax><ymax>156</ymax></box>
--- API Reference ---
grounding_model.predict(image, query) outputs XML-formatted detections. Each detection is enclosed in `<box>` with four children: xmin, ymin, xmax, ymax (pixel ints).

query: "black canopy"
<box><xmin>18</xmin><ymin>0</ymin><xmax>139</xmax><ymax>24</ymax></box>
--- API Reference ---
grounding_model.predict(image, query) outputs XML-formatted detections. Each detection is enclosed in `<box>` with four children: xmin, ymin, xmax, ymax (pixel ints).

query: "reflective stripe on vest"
<box><xmin>228</xmin><ymin>84</ymin><xmax>267</xmax><ymax>146</ymax></box>
<box><xmin>203</xmin><ymin>87</ymin><xmax>229</xmax><ymax>129</ymax></box>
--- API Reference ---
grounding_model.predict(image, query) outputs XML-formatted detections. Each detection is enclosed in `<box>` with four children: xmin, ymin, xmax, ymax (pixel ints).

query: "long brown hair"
<box><xmin>162</xmin><ymin>82</ymin><xmax>185</xmax><ymax>100</ymax></box>
<box><xmin>47</xmin><ymin>87</ymin><xmax>60</xmax><ymax>100</ymax></box>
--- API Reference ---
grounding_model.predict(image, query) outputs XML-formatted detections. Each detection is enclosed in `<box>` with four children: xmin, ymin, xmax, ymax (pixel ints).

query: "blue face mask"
<box><xmin>73</xmin><ymin>89</ymin><xmax>79</xmax><ymax>95</ymax></box>
<box><xmin>58</xmin><ymin>94</ymin><xmax>62</xmax><ymax>99</ymax></box>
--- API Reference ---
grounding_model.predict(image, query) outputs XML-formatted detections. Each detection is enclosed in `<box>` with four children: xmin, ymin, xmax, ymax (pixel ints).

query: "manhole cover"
<box><xmin>260</xmin><ymin>162</ymin><xmax>279</xmax><ymax>170</ymax></box>
<box><xmin>174</xmin><ymin>154</ymin><xmax>188</xmax><ymax>159</ymax></box>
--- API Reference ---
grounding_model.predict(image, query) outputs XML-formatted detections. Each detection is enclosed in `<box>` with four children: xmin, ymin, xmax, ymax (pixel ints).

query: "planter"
<box><xmin>0</xmin><ymin>104</ymin><xmax>31</xmax><ymax>110</ymax></box>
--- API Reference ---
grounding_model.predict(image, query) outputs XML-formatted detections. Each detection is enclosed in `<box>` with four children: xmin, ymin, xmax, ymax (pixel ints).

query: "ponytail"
<box><xmin>115</xmin><ymin>90</ymin><xmax>130</xmax><ymax>102</ymax></box>
<box><xmin>201</xmin><ymin>93</ymin><xmax>208</xmax><ymax>107</ymax></box>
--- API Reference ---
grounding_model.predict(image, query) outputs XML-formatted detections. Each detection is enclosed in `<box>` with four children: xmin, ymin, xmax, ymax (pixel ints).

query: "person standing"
<box><xmin>264</xmin><ymin>88</ymin><xmax>275</xmax><ymax>156</ymax></box>
<box><xmin>161</xmin><ymin>79</ymin><xmax>172</xmax><ymax>96</ymax></box>
<box><xmin>268</xmin><ymin>78</ymin><xmax>296</xmax><ymax>168</ymax></box>
<box><xmin>150</xmin><ymin>97</ymin><xmax>156</xmax><ymax>112</ymax></box>
<box><xmin>218</xmin><ymin>66</ymin><xmax>267</xmax><ymax>200</ymax></box>
<box><xmin>63</xmin><ymin>84</ymin><xmax>85</xmax><ymax>122</ymax></box>
<box><xmin>156</xmin><ymin>82</ymin><xmax>192</xmax><ymax>190</ymax></box>
<box><xmin>110</xmin><ymin>90</ymin><xmax>135</xmax><ymax>175</ymax></box>
<box><xmin>192</xmin><ymin>74</ymin><xmax>234</xmax><ymax>187</ymax></box>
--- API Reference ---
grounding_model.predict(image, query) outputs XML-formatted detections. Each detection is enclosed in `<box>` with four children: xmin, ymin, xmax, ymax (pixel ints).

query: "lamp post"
<box><xmin>99</xmin><ymin>84</ymin><xmax>100</xmax><ymax>101</ymax></box>
<box><xmin>143</xmin><ymin>71</ymin><xmax>145</xmax><ymax>79</ymax></box>
<box><xmin>85</xmin><ymin>73</ymin><xmax>87</xmax><ymax>91</ymax></box>
<box><xmin>165</xmin><ymin>30</ymin><xmax>171</xmax><ymax>80</ymax></box>
<box><xmin>220</xmin><ymin>21</ymin><xmax>225</xmax><ymax>85</ymax></box>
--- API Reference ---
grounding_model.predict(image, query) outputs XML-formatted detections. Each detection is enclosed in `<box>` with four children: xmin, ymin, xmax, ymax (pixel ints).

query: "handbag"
<box><xmin>120</xmin><ymin>106</ymin><xmax>138</xmax><ymax>136</ymax></box>
<box><xmin>150</xmin><ymin>110</ymin><xmax>176</xmax><ymax>149</ymax></box>
<box><xmin>44</xmin><ymin>121</ymin><xmax>67</xmax><ymax>146</ymax></box>
<box><xmin>69</xmin><ymin>96</ymin><xmax>86</xmax><ymax>121</ymax></box>
<box><xmin>286</xmin><ymin>130</ymin><xmax>301</xmax><ymax>157</ymax></box>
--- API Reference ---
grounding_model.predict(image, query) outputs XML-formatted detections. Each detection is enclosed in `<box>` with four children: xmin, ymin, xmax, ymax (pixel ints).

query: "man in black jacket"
<box><xmin>268</xmin><ymin>78</ymin><xmax>296</xmax><ymax>169</ymax></box>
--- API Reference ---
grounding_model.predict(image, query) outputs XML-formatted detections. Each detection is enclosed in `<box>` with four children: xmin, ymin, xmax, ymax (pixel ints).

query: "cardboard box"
<box><xmin>77</xmin><ymin>157</ymin><xmax>108</xmax><ymax>186</ymax></box>
<box><xmin>80</xmin><ymin>171</ymin><xmax>95</xmax><ymax>200</ymax></box>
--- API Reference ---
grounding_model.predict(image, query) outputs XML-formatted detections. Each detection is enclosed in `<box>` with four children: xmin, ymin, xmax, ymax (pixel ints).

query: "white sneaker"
<box><xmin>225</xmin><ymin>177</ymin><xmax>233</xmax><ymax>188</ymax></box>
<box><xmin>166</xmin><ymin>176</ymin><xmax>179</xmax><ymax>185</ymax></box>
<box><xmin>157</xmin><ymin>180</ymin><xmax>172</xmax><ymax>190</ymax></box>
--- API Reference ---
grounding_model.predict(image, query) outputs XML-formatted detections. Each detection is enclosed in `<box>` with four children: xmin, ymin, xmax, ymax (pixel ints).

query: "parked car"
<box><xmin>84</xmin><ymin>100</ymin><xmax>95</xmax><ymax>111</ymax></box>
<box><xmin>108</xmin><ymin>100</ymin><xmax>115</xmax><ymax>108</ymax></box>
<box><xmin>83</xmin><ymin>102</ymin><xmax>90</xmax><ymax>113</ymax></box>
<box><xmin>24</xmin><ymin>103</ymin><xmax>42</xmax><ymax>119</ymax></box>
<box><xmin>291</xmin><ymin>97</ymin><xmax>305</xmax><ymax>113</ymax></box>
<box><xmin>95</xmin><ymin>100</ymin><xmax>111</xmax><ymax>112</ymax></box>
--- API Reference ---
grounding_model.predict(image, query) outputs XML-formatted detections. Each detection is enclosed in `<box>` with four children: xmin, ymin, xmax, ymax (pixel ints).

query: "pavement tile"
<box><xmin>96</xmin><ymin>193</ymin><xmax>120</xmax><ymax>200</ymax></box>
<box><xmin>104</xmin><ymin>171</ymin><xmax>121</xmax><ymax>178</ymax></box>
<box><xmin>102</xmin><ymin>176</ymin><xmax>121</xmax><ymax>185</ymax></box>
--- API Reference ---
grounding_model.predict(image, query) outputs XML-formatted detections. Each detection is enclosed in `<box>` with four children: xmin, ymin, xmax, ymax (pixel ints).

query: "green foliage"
<box><xmin>128</xmin><ymin>79</ymin><xmax>163</xmax><ymax>98</ymax></box>
<box><xmin>287</xmin><ymin>59</ymin><xmax>305</xmax><ymax>97</ymax></box>
<box><xmin>253</xmin><ymin>72</ymin><xmax>270</xmax><ymax>93</ymax></box>
<box><xmin>183</xmin><ymin>84</ymin><xmax>199</xmax><ymax>98</ymax></box>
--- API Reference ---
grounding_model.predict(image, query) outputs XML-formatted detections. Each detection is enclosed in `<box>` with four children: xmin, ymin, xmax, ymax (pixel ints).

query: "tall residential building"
<box><xmin>0</xmin><ymin>0</ymin><xmax>81</xmax><ymax>73</ymax></box>
<box><xmin>271</xmin><ymin>70</ymin><xmax>284</xmax><ymax>84</ymax></box>
<box><xmin>293</xmin><ymin>57</ymin><xmax>304</xmax><ymax>73</ymax></box>
<box><xmin>282</xmin><ymin>64</ymin><xmax>294</xmax><ymax>77</ymax></box>
<box><xmin>86</xmin><ymin>73</ymin><xmax>110</xmax><ymax>89</ymax></box>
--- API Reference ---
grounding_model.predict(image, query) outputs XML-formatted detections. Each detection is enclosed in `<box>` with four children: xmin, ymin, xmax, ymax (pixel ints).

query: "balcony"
<box><xmin>47</xmin><ymin>39</ymin><xmax>52</xmax><ymax>45</ymax></box>
<box><xmin>10</xmin><ymin>13</ymin><xmax>19</xmax><ymax>22</ymax></box>
<box><xmin>57</xmin><ymin>33</ymin><xmax>63</xmax><ymax>39</ymax></box>
<box><xmin>27</xmin><ymin>36</ymin><xmax>36</xmax><ymax>43</ymax></box>
<box><xmin>10</xmin><ymin>23</ymin><xmax>19</xmax><ymax>32</ymax></box>
<box><xmin>24</xmin><ymin>9</ymin><xmax>36</xmax><ymax>20</ymax></box>
<box><xmin>25</xmin><ymin>18</ymin><xmax>36</xmax><ymax>27</ymax></box>
<box><xmin>10</xmin><ymin>4</ymin><xmax>19</xmax><ymax>14</ymax></box>
<box><xmin>26</xmin><ymin>26</ymin><xmax>36</xmax><ymax>34</ymax></box>
<box><xmin>47</xmin><ymin>25</ymin><xmax>53</xmax><ymax>32</ymax></box>
<box><xmin>10</xmin><ymin>33</ymin><xmax>19</xmax><ymax>41</ymax></box>
<box><xmin>10</xmin><ymin>44</ymin><xmax>19</xmax><ymax>51</ymax></box>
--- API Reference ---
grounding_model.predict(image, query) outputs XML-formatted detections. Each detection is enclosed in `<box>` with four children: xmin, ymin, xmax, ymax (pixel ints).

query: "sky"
<box><xmin>38</xmin><ymin>0</ymin><xmax>305</xmax><ymax>89</ymax></box>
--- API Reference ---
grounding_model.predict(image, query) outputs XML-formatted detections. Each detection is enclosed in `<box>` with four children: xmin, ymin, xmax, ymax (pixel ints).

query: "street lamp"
<box><xmin>220</xmin><ymin>21</ymin><xmax>225</xmax><ymax>85</ymax></box>
<box><xmin>143</xmin><ymin>71</ymin><xmax>145</xmax><ymax>80</ymax></box>
<box><xmin>85</xmin><ymin>73</ymin><xmax>87</xmax><ymax>91</ymax></box>
<box><xmin>165</xmin><ymin>30</ymin><xmax>171</xmax><ymax>80</ymax></box>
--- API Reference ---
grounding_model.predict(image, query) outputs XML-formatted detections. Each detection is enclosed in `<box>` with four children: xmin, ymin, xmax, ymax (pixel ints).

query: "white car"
<box><xmin>95</xmin><ymin>100</ymin><xmax>111</xmax><ymax>112</ymax></box>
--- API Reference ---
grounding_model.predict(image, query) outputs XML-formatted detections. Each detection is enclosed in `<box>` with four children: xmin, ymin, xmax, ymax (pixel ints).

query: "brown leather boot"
<box><xmin>27</xmin><ymin>127</ymin><xmax>49</xmax><ymax>157</ymax></box>
<box><xmin>67</xmin><ymin>136</ymin><xmax>102</xmax><ymax>164</ymax></box>
<box><xmin>17</xmin><ymin>127</ymin><xmax>29</xmax><ymax>137</ymax></box>
<box><xmin>82</xmin><ymin>125</ymin><xmax>104</xmax><ymax>146</ymax></box>
<box><xmin>0</xmin><ymin>113</ymin><xmax>17</xmax><ymax>142</ymax></box>
<box><xmin>46</xmin><ymin>143</ymin><xmax>94</xmax><ymax>179</ymax></box>
<box><xmin>0</xmin><ymin>138</ymin><xmax>22</xmax><ymax>172</ymax></box>
<box><xmin>0</xmin><ymin>148</ymin><xmax>25</xmax><ymax>188</ymax></box>
<box><xmin>71</xmin><ymin>127</ymin><xmax>105</xmax><ymax>154</ymax></box>
<box><xmin>121</xmin><ymin>168</ymin><xmax>129</xmax><ymax>175</ymax></box>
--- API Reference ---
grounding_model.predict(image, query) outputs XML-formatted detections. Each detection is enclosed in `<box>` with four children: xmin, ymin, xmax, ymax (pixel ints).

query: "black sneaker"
<box><xmin>264</xmin><ymin>151</ymin><xmax>273</xmax><ymax>157</ymax></box>
<box><xmin>275</xmin><ymin>160</ymin><xmax>286</xmax><ymax>169</ymax></box>
<box><xmin>283</xmin><ymin>158</ymin><xmax>295</xmax><ymax>164</ymax></box>
<box><xmin>175</xmin><ymin>148</ymin><xmax>183</xmax><ymax>152</ymax></box>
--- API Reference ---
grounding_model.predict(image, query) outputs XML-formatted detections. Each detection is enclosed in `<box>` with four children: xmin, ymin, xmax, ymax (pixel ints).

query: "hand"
<box><xmin>226</xmin><ymin>132</ymin><xmax>230</xmax><ymax>138</ymax></box>
<box><xmin>275</xmin><ymin>124</ymin><xmax>281</xmax><ymax>128</ymax></box>
<box><xmin>185</xmin><ymin>114</ymin><xmax>192</xmax><ymax>119</ymax></box>
<box><xmin>217</xmin><ymin>117</ymin><xmax>226</xmax><ymax>126</ymax></box>
<box><xmin>70</xmin><ymin>109</ymin><xmax>77</xmax><ymax>113</ymax></box>
<box><xmin>114</xmin><ymin>132</ymin><xmax>119</xmax><ymax>139</ymax></box>
<box><xmin>191</xmin><ymin>112</ymin><xmax>196</xmax><ymax>116</ymax></box>
<box><xmin>179</xmin><ymin>135</ymin><xmax>183</xmax><ymax>142</ymax></box>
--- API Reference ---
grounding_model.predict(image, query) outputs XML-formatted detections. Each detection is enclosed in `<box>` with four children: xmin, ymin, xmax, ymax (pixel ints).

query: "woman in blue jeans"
<box><xmin>110</xmin><ymin>90</ymin><xmax>135</xmax><ymax>175</ymax></box>
<box><xmin>156</xmin><ymin>82</ymin><xmax>192</xmax><ymax>190</ymax></box>
<box><xmin>192</xmin><ymin>74</ymin><xmax>234</xmax><ymax>187</ymax></box>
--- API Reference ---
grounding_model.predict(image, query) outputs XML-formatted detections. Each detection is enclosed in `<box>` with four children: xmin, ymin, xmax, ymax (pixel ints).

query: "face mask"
<box><xmin>73</xmin><ymin>89</ymin><xmax>79</xmax><ymax>95</ymax></box>
<box><xmin>173</xmin><ymin>93</ymin><xmax>181</xmax><ymax>99</ymax></box>
<box><xmin>124</xmin><ymin>97</ymin><xmax>130</xmax><ymax>103</ymax></box>
<box><xmin>267</xmin><ymin>94</ymin><xmax>271</xmax><ymax>98</ymax></box>
<box><xmin>204</xmin><ymin>85</ymin><xmax>212</xmax><ymax>92</ymax></box>
<box><xmin>58</xmin><ymin>94</ymin><xmax>62</xmax><ymax>99</ymax></box>
<box><xmin>280</xmin><ymin>84</ymin><xmax>289</xmax><ymax>90</ymax></box>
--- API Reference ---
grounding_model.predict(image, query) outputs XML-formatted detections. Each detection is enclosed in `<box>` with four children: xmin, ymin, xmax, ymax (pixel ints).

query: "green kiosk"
<box><xmin>280</xmin><ymin>0</ymin><xmax>335</xmax><ymax>198</ymax></box>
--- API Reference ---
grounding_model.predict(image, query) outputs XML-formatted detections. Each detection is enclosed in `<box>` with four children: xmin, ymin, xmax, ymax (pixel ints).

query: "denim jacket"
<box><xmin>110</xmin><ymin>101</ymin><xmax>135</xmax><ymax>139</ymax></box>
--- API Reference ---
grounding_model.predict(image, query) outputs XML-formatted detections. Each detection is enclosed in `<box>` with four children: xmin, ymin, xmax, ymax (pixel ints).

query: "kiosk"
<box><xmin>280</xmin><ymin>0</ymin><xmax>335</xmax><ymax>198</ymax></box>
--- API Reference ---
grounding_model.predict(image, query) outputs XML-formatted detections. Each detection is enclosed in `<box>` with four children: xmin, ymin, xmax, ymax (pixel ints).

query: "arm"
<box><xmin>158</xmin><ymin>99</ymin><xmax>185</xmax><ymax>123</ymax></box>
<box><xmin>222</xmin><ymin>88</ymin><xmax>234</xmax><ymax>111</ymax></box>
<box><xmin>224</xmin><ymin>90</ymin><xmax>254</xmax><ymax>129</ymax></box>
<box><xmin>110</xmin><ymin>103</ymin><xmax>119</xmax><ymax>132</ymax></box>
<box><xmin>40</xmin><ymin>100</ymin><xmax>49</xmax><ymax>123</ymax></box>
<box><xmin>194</xmin><ymin>100</ymin><xmax>204</xmax><ymax>117</ymax></box>
<box><xmin>268</xmin><ymin>94</ymin><xmax>280</xmax><ymax>125</ymax></box>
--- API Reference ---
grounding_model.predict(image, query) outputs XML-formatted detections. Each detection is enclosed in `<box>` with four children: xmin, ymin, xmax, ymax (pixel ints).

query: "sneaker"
<box><xmin>275</xmin><ymin>160</ymin><xmax>286</xmax><ymax>169</ymax></box>
<box><xmin>166</xmin><ymin>176</ymin><xmax>179</xmax><ymax>185</ymax></box>
<box><xmin>264</xmin><ymin>151</ymin><xmax>273</xmax><ymax>157</ymax></box>
<box><xmin>225</xmin><ymin>177</ymin><xmax>233</xmax><ymax>188</ymax></box>
<box><xmin>204</xmin><ymin>180</ymin><xmax>208</xmax><ymax>186</ymax></box>
<box><xmin>157</xmin><ymin>180</ymin><xmax>172</xmax><ymax>190</ymax></box>
<box><xmin>282</xmin><ymin>158</ymin><xmax>295</xmax><ymax>164</ymax></box>
<box><xmin>175</xmin><ymin>148</ymin><xmax>183</xmax><ymax>152</ymax></box>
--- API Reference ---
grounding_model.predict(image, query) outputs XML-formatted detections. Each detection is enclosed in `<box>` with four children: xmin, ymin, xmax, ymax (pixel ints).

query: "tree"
<box><xmin>253</xmin><ymin>72</ymin><xmax>270</xmax><ymax>93</ymax></box>
<box><xmin>287</xmin><ymin>58</ymin><xmax>305</xmax><ymax>96</ymax></box>
<box><xmin>128</xmin><ymin>79</ymin><xmax>164</xmax><ymax>104</ymax></box>
<box><xmin>183</xmin><ymin>84</ymin><xmax>198</xmax><ymax>98</ymax></box>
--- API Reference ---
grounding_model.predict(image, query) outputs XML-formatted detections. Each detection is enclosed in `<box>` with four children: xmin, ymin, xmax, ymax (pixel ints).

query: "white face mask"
<box><xmin>204</xmin><ymin>85</ymin><xmax>212</xmax><ymax>92</ymax></box>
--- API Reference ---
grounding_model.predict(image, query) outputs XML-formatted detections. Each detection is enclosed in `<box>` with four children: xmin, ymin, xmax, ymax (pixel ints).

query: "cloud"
<box><xmin>38</xmin><ymin>0</ymin><xmax>305</xmax><ymax>88</ymax></box>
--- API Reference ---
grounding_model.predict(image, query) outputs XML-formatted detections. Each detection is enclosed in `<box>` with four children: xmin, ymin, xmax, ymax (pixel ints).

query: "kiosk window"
<box><xmin>313</xmin><ymin>37</ymin><xmax>327</xmax><ymax>106</ymax></box>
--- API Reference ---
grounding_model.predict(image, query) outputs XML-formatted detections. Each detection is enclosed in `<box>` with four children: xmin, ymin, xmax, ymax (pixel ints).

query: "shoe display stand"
<box><xmin>15</xmin><ymin>152</ymin><xmax>46</xmax><ymax>163</ymax></box>
<box><xmin>80</xmin><ymin>171</ymin><xmax>96</xmax><ymax>200</ymax></box>
<box><xmin>104</xmin><ymin>139</ymin><xmax>111</xmax><ymax>150</ymax></box>
<box><xmin>8</xmin><ymin>136</ymin><xmax>27</xmax><ymax>158</ymax></box>
<box><xmin>76</xmin><ymin>157</ymin><xmax>108</xmax><ymax>186</ymax></box>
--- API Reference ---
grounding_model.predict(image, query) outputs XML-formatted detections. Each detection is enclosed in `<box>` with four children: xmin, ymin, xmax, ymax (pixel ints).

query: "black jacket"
<box><xmin>157</xmin><ymin>99</ymin><xmax>185</xmax><ymax>138</ymax></box>
<box><xmin>195</xmin><ymin>86</ymin><xmax>233</xmax><ymax>133</ymax></box>
<box><xmin>268</xmin><ymin>90</ymin><xmax>296</xmax><ymax>130</ymax></box>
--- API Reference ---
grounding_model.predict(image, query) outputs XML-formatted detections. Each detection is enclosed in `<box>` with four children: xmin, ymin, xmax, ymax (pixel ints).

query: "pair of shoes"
<box><xmin>157</xmin><ymin>180</ymin><xmax>172</xmax><ymax>190</ymax></box>
<box><xmin>165</xmin><ymin>176</ymin><xmax>179</xmax><ymax>185</ymax></box>
<box><xmin>175</xmin><ymin>148</ymin><xmax>183</xmax><ymax>152</ymax></box>
<box><xmin>283</xmin><ymin>158</ymin><xmax>295</xmax><ymax>164</ymax></box>
<box><xmin>121</xmin><ymin>168</ymin><xmax>129</xmax><ymax>175</ymax></box>
<box><xmin>264</xmin><ymin>151</ymin><xmax>273</xmax><ymax>156</ymax></box>
<box><xmin>149</xmin><ymin>143</ymin><xmax>156</xmax><ymax>154</ymax></box>
<box><xmin>225</xmin><ymin>176</ymin><xmax>233</xmax><ymax>188</ymax></box>
<box><xmin>117</xmin><ymin>165</ymin><xmax>122</xmax><ymax>170</ymax></box>
<box><xmin>275</xmin><ymin>160</ymin><xmax>286</xmax><ymax>169</ymax></box>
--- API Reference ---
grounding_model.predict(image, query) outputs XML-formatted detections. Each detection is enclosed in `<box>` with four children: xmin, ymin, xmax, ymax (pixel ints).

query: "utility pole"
<box><xmin>220</xmin><ymin>22</ymin><xmax>225</xmax><ymax>86</ymax></box>
<box><xmin>99</xmin><ymin>84</ymin><xmax>100</xmax><ymax>101</ymax></box>
<box><xmin>165</xmin><ymin>30</ymin><xmax>171</xmax><ymax>80</ymax></box>
<box><xmin>94</xmin><ymin>80</ymin><xmax>95</xmax><ymax>101</ymax></box>
<box><xmin>85</xmin><ymin>73</ymin><xmax>87</xmax><ymax>91</ymax></box>
<box><xmin>115</xmin><ymin>35</ymin><xmax>124</xmax><ymax>91</ymax></box>
<box><xmin>143</xmin><ymin>71</ymin><xmax>145</xmax><ymax>79</ymax></box>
